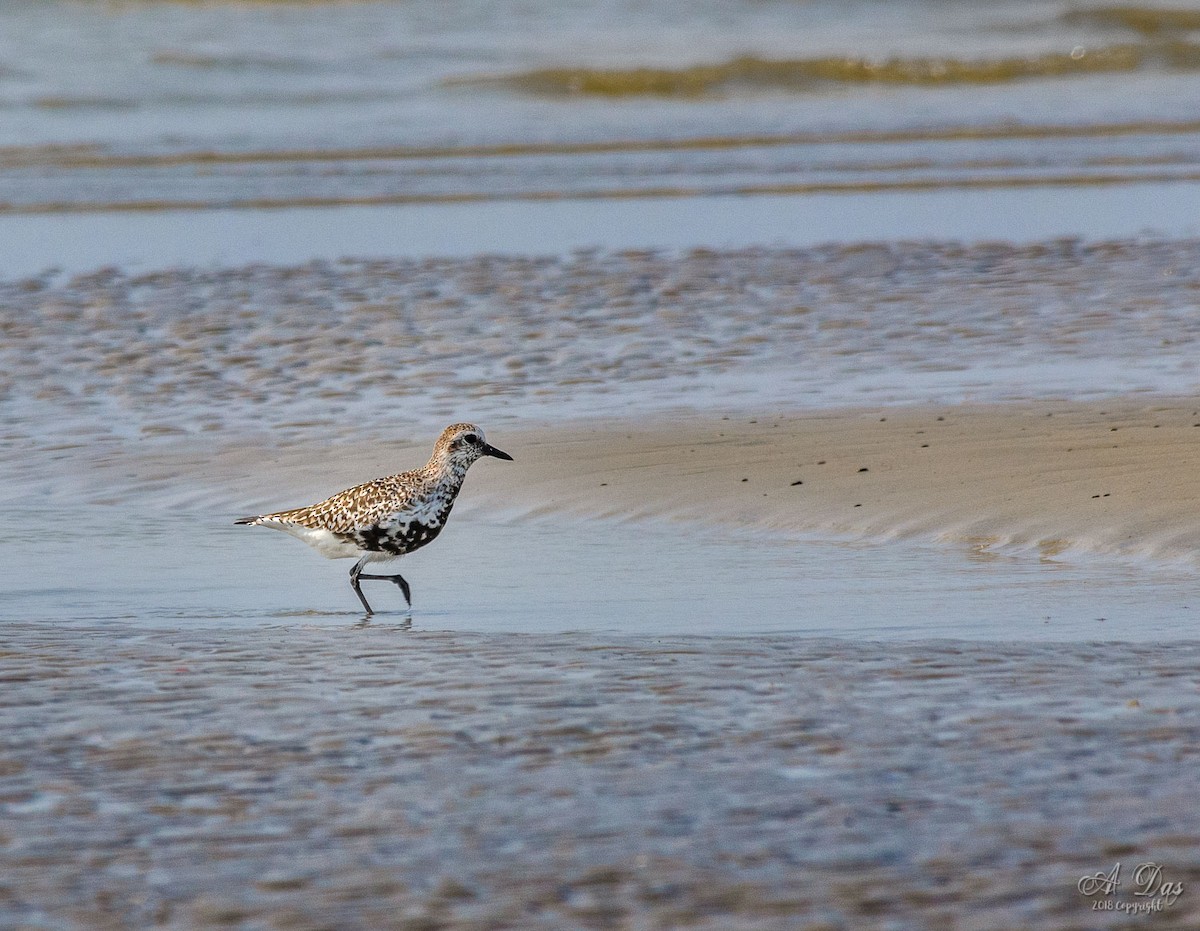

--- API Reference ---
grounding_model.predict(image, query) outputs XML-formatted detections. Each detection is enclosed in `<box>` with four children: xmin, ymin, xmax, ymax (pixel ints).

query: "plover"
<box><xmin>235</xmin><ymin>423</ymin><xmax>513</xmax><ymax>614</ymax></box>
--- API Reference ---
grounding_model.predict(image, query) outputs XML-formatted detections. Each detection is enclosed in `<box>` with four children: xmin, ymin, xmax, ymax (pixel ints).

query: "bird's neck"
<box><xmin>426</xmin><ymin>455</ymin><xmax>471</xmax><ymax>489</ymax></box>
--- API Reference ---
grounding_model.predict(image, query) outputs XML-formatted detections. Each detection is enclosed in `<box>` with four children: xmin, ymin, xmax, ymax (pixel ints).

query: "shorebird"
<box><xmin>235</xmin><ymin>423</ymin><xmax>513</xmax><ymax>614</ymax></box>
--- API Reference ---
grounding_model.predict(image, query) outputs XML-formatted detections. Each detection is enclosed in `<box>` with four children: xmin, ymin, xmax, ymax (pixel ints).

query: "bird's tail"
<box><xmin>234</xmin><ymin>515</ymin><xmax>263</xmax><ymax>525</ymax></box>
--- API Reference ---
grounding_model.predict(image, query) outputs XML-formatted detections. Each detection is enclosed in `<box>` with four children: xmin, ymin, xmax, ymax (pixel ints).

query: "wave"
<box><xmin>108</xmin><ymin>0</ymin><xmax>367</xmax><ymax>5</ymax></box>
<box><xmin>472</xmin><ymin>49</ymin><xmax>1142</xmax><ymax>96</ymax></box>
<box><xmin>0</xmin><ymin>118</ymin><xmax>1196</xmax><ymax>168</ymax></box>
<box><xmin>152</xmin><ymin>50</ymin><xmax>320</xmax><ymax>72</ymax></box>
<box><xmin>1065</xmin><ymin>5</ymin><xmax>1200</xmax><ymax>36</ymax></box>
<box><xmin>464</xmin><ymin>43</ymin><xmax>1200</xmax><ymax>97</ymax></box>
<box><xmin>34</xmin><ymin>96</ymin><xmax>139</xmax><ymax>111</ymax></box>
<box><xmin>32</xmin><ymin>89</ymin><xmax>391</xmax><ymax>112</ymax></box>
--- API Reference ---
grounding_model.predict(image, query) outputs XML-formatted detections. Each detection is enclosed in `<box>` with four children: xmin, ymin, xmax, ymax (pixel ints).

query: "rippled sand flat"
<box><xmin>4</xmin><ymin>239</ymin><xmax>1200</xmax><ymax>451</ymax></box>
<box><xmin>3</xmin><ymin>625</ymin><xmax>1199</xmax><ymax>930</ymax></box>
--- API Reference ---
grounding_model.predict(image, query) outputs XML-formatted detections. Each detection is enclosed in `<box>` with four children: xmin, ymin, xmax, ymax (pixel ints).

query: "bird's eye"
<box><xmin>463</xmin><ymin>433</ymin><xmax>478</xmax><ymax>444</ymax></box>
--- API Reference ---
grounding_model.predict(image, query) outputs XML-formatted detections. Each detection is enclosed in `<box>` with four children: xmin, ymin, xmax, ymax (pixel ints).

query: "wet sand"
<box><xmin>5</xmin><ymin>239</ymin><xmax>1200</xmax><ymax>449</ymax></box>
<box><xmin>4</xmin><ymin>625</ymin><xmax>1200</xmax><ymax>930</ymax></box>
<box><xmin>478</xmin><ymin>400</ymin><xmax>1200</xmax><ymax>568</ymax></box>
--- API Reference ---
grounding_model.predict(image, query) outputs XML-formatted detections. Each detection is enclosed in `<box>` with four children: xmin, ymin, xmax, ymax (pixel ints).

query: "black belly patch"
<box><xmin>340</xmin><ymin>521</ymin><xmax>444</xmax><ymax>556</ymax></box>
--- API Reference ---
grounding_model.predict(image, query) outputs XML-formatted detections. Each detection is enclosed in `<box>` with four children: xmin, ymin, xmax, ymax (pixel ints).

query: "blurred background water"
<box><xmin>1</xmin><ymin>0</ymin><xmax>1199</xmax><ymax>271</ymax></box>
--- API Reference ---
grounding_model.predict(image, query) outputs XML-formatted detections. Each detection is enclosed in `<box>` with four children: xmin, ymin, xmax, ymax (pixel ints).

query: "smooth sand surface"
<box><xmin>445</xmin><ymin>399</ymin><xmax>1200</xmax><ymax>569</ymax></box>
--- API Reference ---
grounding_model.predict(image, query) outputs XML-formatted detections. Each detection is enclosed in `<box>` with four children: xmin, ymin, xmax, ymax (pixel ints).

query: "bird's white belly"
<box><xmin>271</xmin><ymin>523</ymin><xmax>362</xmax><ymax>559</ymax></box>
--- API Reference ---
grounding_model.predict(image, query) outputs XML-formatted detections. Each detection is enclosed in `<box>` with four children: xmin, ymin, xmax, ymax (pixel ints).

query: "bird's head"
<box><xmin>432</xmin><ymin>422</ymin><xmax>513</xmax><ymax>470</ymax></box>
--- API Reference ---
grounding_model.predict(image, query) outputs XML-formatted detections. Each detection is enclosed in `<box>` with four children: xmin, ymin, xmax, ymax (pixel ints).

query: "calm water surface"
<box><xmin>6</xmin><ymin>505</ymin><xmax>1199</xmax><ymax>641</ymax></box>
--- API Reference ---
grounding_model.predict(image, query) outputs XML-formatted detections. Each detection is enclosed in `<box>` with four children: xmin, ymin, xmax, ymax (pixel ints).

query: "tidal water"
<box><xmin>1</xmin><ymin>0</ymin><xmax>1200</xmax><ymax>274</ymax></box>
<box><xmin>5</xmin><ymin>502</ymin><xmax>1200</xmax><ymax>641</ymax></box>
<box><xmin>4</xmin><ymin>1</ymin><xmax>1200</xmax><ymax>172</ymax></box>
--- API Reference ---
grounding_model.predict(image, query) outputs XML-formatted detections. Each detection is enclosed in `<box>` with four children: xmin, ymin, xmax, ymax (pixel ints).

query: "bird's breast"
<box><xmin>341</xmin><ymin>490</ymin><xmax>458</xmax><ymax>556</ymax></box>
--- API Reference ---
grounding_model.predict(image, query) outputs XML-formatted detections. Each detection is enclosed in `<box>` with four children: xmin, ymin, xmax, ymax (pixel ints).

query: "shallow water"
<box><xmin>4</xmin><ymin>500</ymin><xmax>1197</xmax><ymax>642</ymax></box>
<box><xmin>3</xmin><ymin>180</ymin><xmax>1200</xmax><ymax>278</ymax></box>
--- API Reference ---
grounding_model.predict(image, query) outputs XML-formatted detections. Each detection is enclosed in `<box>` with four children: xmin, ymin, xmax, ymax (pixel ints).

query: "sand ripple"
<box><xmin>3</xmin><ymin>240</ymin><xmax>1200</xmax><ymax>452</ymax></box>
<box><xmin>3</xmin><ymin>625</ymin><xmax>1199</xmax><ymax>929</ymax></box>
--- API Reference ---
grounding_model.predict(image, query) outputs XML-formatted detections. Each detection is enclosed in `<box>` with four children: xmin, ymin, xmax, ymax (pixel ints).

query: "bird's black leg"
<box><xmin>349</xmin><ymin>557</ymin><xmax>374</xmax><ymax>615</ymax></box>
<box><xmin>357</xmin><ymin>571</ymin><xmax>412</xmax><ymax>608</ymax></box>
<box><xmin>350</xmin><ymin>551</ymin><xmax>415</xmax><ymax>611</ymax></box>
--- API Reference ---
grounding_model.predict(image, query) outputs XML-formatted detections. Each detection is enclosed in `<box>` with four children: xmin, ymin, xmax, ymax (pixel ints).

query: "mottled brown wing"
<box><xmin>259</xmin><ymin>472</ymin><xmax>425</xmax><ymax>533</ymax></box>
